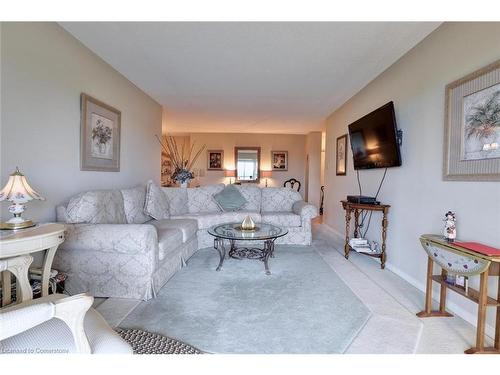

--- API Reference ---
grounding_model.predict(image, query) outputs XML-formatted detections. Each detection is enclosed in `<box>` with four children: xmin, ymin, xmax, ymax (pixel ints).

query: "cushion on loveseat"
<box><xmin>144</xmin><ymin>181</ymin><xmax>170</xmax><ymax>220</ymax></box>
<box><xmin>156</xmin><ymin>227</ymin><xmax>184</xmax><ymax>261</ymax></box>
<box><xmin>261</xmin><ymin>187</ymin><xmax>302</xmax><ymax>212</ymax></box>
<box><xmin>121</xmin><ymin>185</ymin><xmax>150</xmax><ymax>224</ymax></box>
<box><xmin>261</xmin><ymin>212</ymin><xmax>302</xmax><ymax>227</ymax></box>
<box><xmin>234</xmin><ymin>184</ymin><xmax>262</xmax><ymax>211</ymax></box>
<box><xmin>162</xmin><ymin>187</ymin><xmax>189</xmax><ymax>215</ymax></box>
<box><xmin>186</xmin><ymin>184</ymin><xmax>224</xmax><ymax>213</ymax></box>
<box><xmin>150</xmin><ymin>219</ymin><xmax>198</xmax><ymax>243</ymax></box>
<box><xmin>213</xmin><ymin>185</ymin><xmax>248</xmax><ymax>211</ymax></box>
<box><xmin>66</xmin><ymin>190</ymin><xmax>126</xmax><ymax>224</ymax></box>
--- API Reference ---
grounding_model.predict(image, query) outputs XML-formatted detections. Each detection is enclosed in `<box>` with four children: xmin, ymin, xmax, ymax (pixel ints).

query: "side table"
<box><xmin>417</xmin><ymin>234</ymin><xmax>500</xmax><ymax>354</ymax></box>
<box><xmin>0</xmin><ymin>223</ymin><xmax>65</xmax><ymax>306</ymax></box>
<box><xmin>341</xmin><ymin>200</ymin><xmax>390</xmax><ymax>269</ymax></box>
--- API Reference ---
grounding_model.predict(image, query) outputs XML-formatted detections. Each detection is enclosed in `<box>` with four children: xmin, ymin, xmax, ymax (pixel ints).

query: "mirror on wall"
<box><xmin>234</xmin><ymin>147</ymin><xmax>261</xmax><ymax>183</ymax></box>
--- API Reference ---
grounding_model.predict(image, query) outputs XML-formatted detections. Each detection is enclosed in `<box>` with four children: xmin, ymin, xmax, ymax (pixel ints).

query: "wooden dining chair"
<box><xmin>283</xmin><ymin>178</ymin><xmax>301</xmax><ymax>192</ymax></box>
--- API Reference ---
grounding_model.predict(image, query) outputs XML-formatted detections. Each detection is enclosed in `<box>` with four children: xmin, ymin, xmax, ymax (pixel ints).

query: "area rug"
<box><xmin>119</xmin><ymin>246</ymin><xmax>371</xmax><ymax>353</ymax></box>
<box><xmin>115</xmin><ymin>328</ymin><xmax>203</xmax><ymax>354</ymax></box>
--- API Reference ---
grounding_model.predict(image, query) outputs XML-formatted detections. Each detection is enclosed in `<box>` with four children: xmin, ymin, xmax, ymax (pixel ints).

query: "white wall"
<box><xmin>178</xmin><ymin>132</ymin><xmax>307</xmax><ymax>191</ymax></box>
<box><xmin>324</xmin><ymin>22</ymin><xmax>500</xmax><ymax>334</ymax></box>
<box><xmin>1</xmin><ymin>22</ymin><xmax>162</xmax><ymax>221</ymax></box>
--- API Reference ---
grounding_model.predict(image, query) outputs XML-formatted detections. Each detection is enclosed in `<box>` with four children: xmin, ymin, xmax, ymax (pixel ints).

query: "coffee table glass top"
<box><xmin>208</xmin><ymin>222</ymin><xmax>288</xmax><ymax>241</ymax></box>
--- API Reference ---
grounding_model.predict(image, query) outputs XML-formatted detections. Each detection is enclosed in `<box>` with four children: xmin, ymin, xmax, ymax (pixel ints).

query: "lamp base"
<box><xmin>0</xmin><ymin>220</ymin><xmax>36</xmax><ymax>230</ymax></box>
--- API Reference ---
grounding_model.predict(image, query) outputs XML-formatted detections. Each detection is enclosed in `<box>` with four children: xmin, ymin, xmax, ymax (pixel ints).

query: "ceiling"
<box><xmin>61</xmin><ymin>22</ymin><xmax>441</xmax><ymax>134</ymax></box>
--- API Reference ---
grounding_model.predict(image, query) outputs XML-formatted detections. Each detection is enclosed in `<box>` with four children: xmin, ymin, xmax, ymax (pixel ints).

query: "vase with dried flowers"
<box><xmin>156</xmin><ymin>135</ymin><xmax>206</xmax><ymax>187</ymax></box>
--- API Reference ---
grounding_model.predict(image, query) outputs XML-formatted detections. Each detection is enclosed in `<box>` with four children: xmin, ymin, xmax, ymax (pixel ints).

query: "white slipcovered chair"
<box><xmin>0</xmin><ymin>293</ymin><xmax>132</xmax><ymax>354</ymax></box>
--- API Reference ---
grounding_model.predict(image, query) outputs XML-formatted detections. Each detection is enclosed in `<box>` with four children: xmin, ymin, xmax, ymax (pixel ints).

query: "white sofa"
<box><xmin>54</xmin><ymin>184</ymin><xmax>317</xmax><ymax>300</ymax></box>
<box><xmin>164</xmin><ymin>184</ymin><xmax>317</xmax><ymax>248</ymax></box>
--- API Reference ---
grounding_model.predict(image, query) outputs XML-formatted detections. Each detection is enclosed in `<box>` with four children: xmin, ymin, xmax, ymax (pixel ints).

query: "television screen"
<box><xmin>348</xmin><ymin>101</ymin><xmax>402</xmax><ymax>169</ymax></box>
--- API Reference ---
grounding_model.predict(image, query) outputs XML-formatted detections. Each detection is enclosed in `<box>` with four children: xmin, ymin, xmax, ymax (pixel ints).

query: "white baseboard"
<box><xmin>318</xmin><ymin>223</ymin><xmax>496</xmax><ymax>340</ymax></box>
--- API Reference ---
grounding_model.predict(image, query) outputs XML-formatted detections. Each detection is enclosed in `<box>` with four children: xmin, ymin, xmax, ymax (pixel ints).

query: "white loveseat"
<box><xmin>54</xmin><ymin>184</ymin><xmax>317</xmax><ymax>300</ymax></box>
<box><xmin>164</xmin><ymin>184</ymin><xmax>317</xmax><ymax>248</ymax></box>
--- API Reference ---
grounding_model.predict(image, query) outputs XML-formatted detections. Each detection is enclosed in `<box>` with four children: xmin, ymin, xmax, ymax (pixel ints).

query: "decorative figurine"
<box><xmin>443</xmin><ymin>211</ymin><xmax>457</xmax><ymax>242</ymax></box>
<box><xmin>241</xmin><ymin>215</ymin><xmax>256</xmax><ymax>231</ymax></box>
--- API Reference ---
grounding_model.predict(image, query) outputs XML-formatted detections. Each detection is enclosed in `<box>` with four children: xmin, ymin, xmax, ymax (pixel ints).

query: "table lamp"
<box><xmin>0</xmin><ymin>167</ymin><xmax>45</xmax><ymax>229</ymax></box>
<box><xmin>224</xmin><ymin>169</ymin><xmax>236</xmax><ymax>184</ymax></box>
<box><xmin>261</xmin><ymin>170</ymin><xmax>272</xmax><ymax>187</ymax></box>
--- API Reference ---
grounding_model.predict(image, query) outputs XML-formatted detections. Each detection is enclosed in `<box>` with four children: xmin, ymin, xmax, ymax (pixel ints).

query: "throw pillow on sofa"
<box><xmin>144</xmin><ymin>180</ymin><xmax>170</xmax><ymax>220</ymax></box>
<box><xmin>66</xmin><ymin>190</ymin><xmax>127</xmax><ymax>224</ymax></box>
<box><xmin>121</xmin><ymin>185</ymin><xmax>150</xmax><ymax>224</ymax></box>
<box><xmin>213</xmin><ymin>184</ymin><xmax>248</xmax><ymax>212</ymax></box>
<box><xmin>162</xmin><ymin>187</ymin><xmax>189</xmax><ymax>215</ymax></box>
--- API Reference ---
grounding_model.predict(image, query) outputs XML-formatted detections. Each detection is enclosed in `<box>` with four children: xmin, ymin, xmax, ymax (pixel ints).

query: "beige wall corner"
<box><xmin>0</xmin><ymin>22</ymin><xmax>162</xmax><ymax>221</ymax></box>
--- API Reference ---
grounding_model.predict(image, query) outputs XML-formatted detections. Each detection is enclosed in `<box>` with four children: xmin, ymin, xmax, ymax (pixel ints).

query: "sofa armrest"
<box><xmin>292</xmin><ymin>201</ymin><xmax>318</xmax><ymax>221</ymax></box>
<box><xmin>61</xmin><ymin>223</ymin><xmax>158</xmax><ymax>256</ymax></box>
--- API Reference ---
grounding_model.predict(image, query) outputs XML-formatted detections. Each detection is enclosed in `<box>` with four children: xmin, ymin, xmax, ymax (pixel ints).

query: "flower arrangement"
<box><xmin>156</xmin><ymin>135</ymin><xmax>206</xmax><ymax>185</ymax></box>
<box><xmin>92</xmin><ymin>120</ymin><xmax>112</xmax><ymax>145</ymax></box>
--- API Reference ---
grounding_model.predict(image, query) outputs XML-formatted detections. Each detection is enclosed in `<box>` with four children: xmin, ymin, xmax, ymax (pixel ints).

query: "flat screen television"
<box><xmin>348</xmin><ymin>101</ymin><xmax>402</xmax><ymax>170</ymax></box>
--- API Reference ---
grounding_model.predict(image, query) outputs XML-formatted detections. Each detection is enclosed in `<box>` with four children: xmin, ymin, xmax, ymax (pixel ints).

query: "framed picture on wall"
<box><xmin>207</xmin><ymin>150</ymin><xmax>224</xmax><ymax>170</ymax></box>
<box><xmin>80</xmin><ymin>94</ymin><xmax>121</xmax><ymax>172</ymax></box>
<box><xmin>271</xmin><ymin>150</ymin><xmax>288</xmax><ymax>171</ymax></box>
<box><xmin>336</xmin><ymin>134</ymin><xmax>348</xmax><ymax>176</ymax></box>
<box><xmin>443</xmin><ymin>59</ymin><xmax>500</xmax><ymax>181</ymax></box>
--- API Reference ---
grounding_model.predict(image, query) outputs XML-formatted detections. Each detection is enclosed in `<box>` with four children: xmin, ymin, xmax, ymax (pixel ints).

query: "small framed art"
<box><xmin>207</xmin><ymin>150</ymin><xmax>224</xmax><ymax>170</ymax></box>
<box><xmin>336</xmin><ymin>134</ymin><xmax>348</xmax><ymax>176</ymax></box>
<box><xmin>271</xmin><ymin>151</ymin><xmax>288</xmax><ymax>171</ymax></box>
<box><xmin>81</xmin><ymin>94</ymin><xmax>121</xmax><ymax>172</ymax></box>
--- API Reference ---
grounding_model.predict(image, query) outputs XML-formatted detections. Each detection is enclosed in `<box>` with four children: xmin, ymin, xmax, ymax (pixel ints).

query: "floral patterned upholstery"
<box><xmin>162</xmin><ymin>187</ymin><xmax>189</xmax><ymax>215</ymax></box>
<box><xmin>66</xmin><ymin>190</ymin><xmax>126</xmax><ymax>224</ymax></box>
<box><xmin>150</xmin><ymin>218</ymin><xmax>198</xmax><ymax>243</ymax></box>
<box><xmin>157</xmin><ymin>227</ymin><xmax>184</xmax><ymax>261</ymax></box>
<box><xmin>55</xmin><ymin>183</ymin><xmax>318</xmax><ymax>300</ymax></box>
<box><xmin>53</xmin><ymin>223</ymin><xmax>199</xmax><ymax>300</ymax></box>
<box><xmin>292</xmin><ymin>200</ymin><xmax>318</xmax><ymax>220</ymax></box>
<box><xmin>261</xmin><ymin>187</ymin><xmax>302</xmax><ymax>212</ymax></box>
<box><xmin>186</xmin><ymin>184</ymin><xmax>224</xmax><ymax>213</ymax></box>
<box><xmin>261</xmin><ymin>212</ymin><xmax>302</xmax><ymax>227</ymax></box>
<box><xmin>53</xmin><ymin>223</ymin><xmax>158</xmax><ymax>299</ymax></box>
<box><xmin>172</xmin><ymin>211</ymin><xmax>261</xmax><ymax>230</ymax></box>
<box><xmin>276</xmin><ymin>225</ymin><xmax>311</xmax><ymax>245</ymax></box>
<box><xmin>144</xmin><ymin>181</ymin><xmax>170</xmax><ymax>220</ymax></box>
<box><xmin>234</xmin><ymin>185</ymin><xmax>262</xmax><ymax>211</ymax></box>
<box><xmin>121</xmin><ymin>185</ymin><xmax>150</xmax><ymax>224</ymax></box>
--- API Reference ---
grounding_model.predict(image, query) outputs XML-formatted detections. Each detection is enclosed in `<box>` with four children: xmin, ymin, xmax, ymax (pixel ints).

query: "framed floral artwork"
<box><xmin>336</xmin><ymin>134</ymin><xmax>348</xmax><ymax>176</ymax></box>
<box><xmin>271</xmin><ymin>151</ymin><xmax>288</xmax><ymax>171</ymax></box>
<box><xmin>207</xmin><ymin>150</ymin><xmax>224</xmax><ymax>170</ymax></box>
<box><xmin>81</xmin><ymin>94</ymin><xmax>121</xmax><ymax>171</ymax></box>
<box><xmin>443</xmin><ymin>60</ymin><xmax>500</xmax><ymax>180</ymax></box>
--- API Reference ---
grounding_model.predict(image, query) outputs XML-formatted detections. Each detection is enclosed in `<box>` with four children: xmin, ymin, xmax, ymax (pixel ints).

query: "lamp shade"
<box><xmin>0</xmin><ymin>167</ymin><xmax>44</xmax><ymax>203</ymax></box>
<box><xmin>224</xmin><ymin>169</ymin><xmax>236</xmax><ymax>178</ymax></box>
<box><xmin>261</xmin><ymin>170</ymin><xmax>272</xmax><ymax>178</ymax></box>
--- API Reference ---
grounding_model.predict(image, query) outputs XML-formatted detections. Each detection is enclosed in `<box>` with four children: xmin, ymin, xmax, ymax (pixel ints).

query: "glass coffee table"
<box><xmin>207</xmin><ymin>222</ymin><xmax>288</xmax><ymax>275</ymax></box>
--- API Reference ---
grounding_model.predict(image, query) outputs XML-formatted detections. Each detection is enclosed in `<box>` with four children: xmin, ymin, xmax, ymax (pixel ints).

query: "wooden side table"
<box><xmin>341</xmin><ymin>200</ymin><xmax>390</xmax><ymax>269</ymax></box>
<box><xmin>0</xmin><ymin>223</ymin><xmax>65</xmax><ymax>306</ymax></box>
<box><xmin>417</xmin><ymin>234</ymin><xmax>500</xmax><ymax>354</ymax></box>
